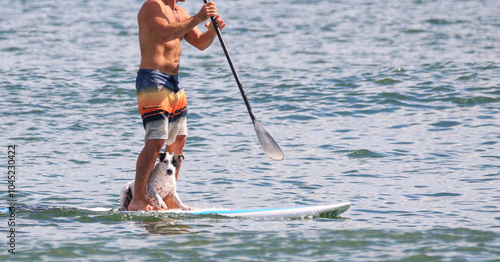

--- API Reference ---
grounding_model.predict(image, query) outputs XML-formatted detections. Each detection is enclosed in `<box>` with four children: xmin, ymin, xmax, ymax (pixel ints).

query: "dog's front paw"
<box><xmin>159</xmin><ymin>202</ymin><xmax>168</xmax><ymax>210</ymax></box>
<box><xmin>181</xmin><ymin>205</ymin><xmax>194</xmax><ymax>211</ymax></box>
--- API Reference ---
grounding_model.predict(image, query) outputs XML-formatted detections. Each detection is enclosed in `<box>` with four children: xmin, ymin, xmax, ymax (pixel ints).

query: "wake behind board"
<box><xmin>2</xmin><ymin>202</ymin><xmax>351</xmax><ymax>219</ymax></box>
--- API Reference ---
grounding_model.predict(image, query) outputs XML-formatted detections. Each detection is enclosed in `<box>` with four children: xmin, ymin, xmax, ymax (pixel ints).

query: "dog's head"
<box><xmin>158</xmin><ymin>152</ymin><xmax>184</xmax><ymax>176</ymax></box>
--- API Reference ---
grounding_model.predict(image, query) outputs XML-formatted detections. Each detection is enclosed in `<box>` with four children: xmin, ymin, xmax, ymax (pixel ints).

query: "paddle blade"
<box><xmin>253</xmin><ymin>120</ymin><xmax>285</xmax><ymax>161</ymax></box>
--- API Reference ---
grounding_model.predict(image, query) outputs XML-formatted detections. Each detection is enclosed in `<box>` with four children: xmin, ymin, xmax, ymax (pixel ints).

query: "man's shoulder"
<box><xmin>143</xmin><ymin>0</ymin><xmax>162</xmax><ymax>5</ymax></box>
<box><xmin>139</xmin><ymin>0</ymin><xmax>164</xmax><ymax>17</ymax></box>
<box><xmin>140</xmin><ymin>0</ymin><xmax>163</xmax><ymax>11</ymax></box>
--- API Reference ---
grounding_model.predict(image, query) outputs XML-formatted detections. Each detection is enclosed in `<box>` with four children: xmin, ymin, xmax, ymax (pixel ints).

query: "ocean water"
<box><xmin>1</xmin><ymin>0</ymin><xmax>500</xmax><ymax>261</ymax></box>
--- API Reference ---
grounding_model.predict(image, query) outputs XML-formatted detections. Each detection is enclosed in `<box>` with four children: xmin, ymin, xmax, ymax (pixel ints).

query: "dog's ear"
<box><xmin>173</xmin><ymin>154</ymin><xmax>184</xmax><ymax>167</ymax></box>
<box><xmin>158</xmin><ymin>152</ymin><xmax>166</xmax><ymax>162</ymax></box>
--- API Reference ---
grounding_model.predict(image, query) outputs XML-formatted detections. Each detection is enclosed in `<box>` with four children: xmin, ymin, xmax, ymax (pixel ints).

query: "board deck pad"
<box><xmin>2</xmin><ymin>202</ymin><xmax>351</xmax><ymax>219</ymax></box>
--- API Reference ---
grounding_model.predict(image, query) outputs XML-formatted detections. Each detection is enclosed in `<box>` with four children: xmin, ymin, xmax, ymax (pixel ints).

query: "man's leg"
<box><xmin>128</xmin><ymin>139</ymin><xmax>166</xmax><ymax>211</ymax></box>
<box><xmin>162</xmin><ymin>135</ymin><xmax>186</xmax><ymax>209</ymax></box>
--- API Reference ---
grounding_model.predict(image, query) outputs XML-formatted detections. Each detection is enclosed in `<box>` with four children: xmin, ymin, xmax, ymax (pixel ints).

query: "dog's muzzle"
<box><xmin>166</xmin><ymin>169</ymin><xmax>174</xmax><ymax>175</ymax></box>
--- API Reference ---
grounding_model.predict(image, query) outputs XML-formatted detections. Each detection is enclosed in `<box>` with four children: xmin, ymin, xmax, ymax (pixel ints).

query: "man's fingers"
<box><xmin>218</xmin><ymin>22</ymin><xmax>225</xmax><ymax>30</ymax></box>
<box><xmin>205</xmin><ymin>15</ymin><xmax>225</xmax><ymax>32</ymax></box>
<box><xmin>215</xmin><ymin>15</ymin><xmax>225</xmax><ymax>30</ymax></box>
<box><xmin>199</xmin><ymin>2</ymin><xmax>217</xmax><ymax>21</ymax></box>
<box><xmin>205</xmin><ymin>2</ymin><xmax>217</xmax><ymax>16</ymax></box>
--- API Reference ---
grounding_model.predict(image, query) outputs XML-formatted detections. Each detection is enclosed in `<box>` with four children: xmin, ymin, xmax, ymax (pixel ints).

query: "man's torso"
<box><xmin>138</xmin><ymin>0</ymin><xmax>188</xmax><ymax>75</ymax></box>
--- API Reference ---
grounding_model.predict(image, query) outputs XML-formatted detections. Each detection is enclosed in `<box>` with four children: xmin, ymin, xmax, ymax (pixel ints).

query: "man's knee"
<box><xmin>166</xmin><ymin>135</ymin><xmax>186</xmax><ymax>154</ymax></box>
<box><xmin>176</xmin><ymin>135</ymin><xmax>187</xmax><ymax>145</ymax></box>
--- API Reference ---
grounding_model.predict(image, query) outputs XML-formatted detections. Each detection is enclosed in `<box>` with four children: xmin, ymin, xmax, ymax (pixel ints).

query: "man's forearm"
<box><xmin>195</xmin><ymin>30</ymin><xmax>217</xmax><ymax>50</ymax></box>
<box><xmin>159</xmin><ymin>15</ymin><xmax>204</xmax><ymax>43</ymax></box>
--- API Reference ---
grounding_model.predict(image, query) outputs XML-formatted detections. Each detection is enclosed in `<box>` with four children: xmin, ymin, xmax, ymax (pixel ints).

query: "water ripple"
<box><xmin>1</xmin><ymin>0</ymin><xmax>500</xmax><ymax>261</ymax></box>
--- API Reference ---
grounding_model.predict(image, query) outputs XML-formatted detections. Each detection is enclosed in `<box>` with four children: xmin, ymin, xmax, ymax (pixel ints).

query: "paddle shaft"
<box><xmin>203</xmin><ymin>0</ymin><xmax>255</xmax><ymax>122</ymax></box>
<box><xmin>202</xmin><ymin>0</ymin><xmax>284</xmax><ymax>160</ymax></box>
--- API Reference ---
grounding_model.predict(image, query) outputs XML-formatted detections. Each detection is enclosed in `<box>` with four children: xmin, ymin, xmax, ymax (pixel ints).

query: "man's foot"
<box><xmin>128</xmin><ymin>198</ymin><xmax>161</xmax><ymax>211</ymax></box>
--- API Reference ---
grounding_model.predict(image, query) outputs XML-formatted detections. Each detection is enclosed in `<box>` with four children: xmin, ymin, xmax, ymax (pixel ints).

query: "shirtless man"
<box><xmin>128</xmin><ymin>0</ymin><xmax>225</xmax><ymax>211</ymax></box>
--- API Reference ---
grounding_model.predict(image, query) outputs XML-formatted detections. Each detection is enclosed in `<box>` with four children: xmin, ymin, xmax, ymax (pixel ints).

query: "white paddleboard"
<box><xmin>116</xmin><ymin>202</ymin><xmax>351</xmax><ymax>219</ymax></box>
<box><xmin>3</xmin><ymin>202</ymin><xmax>351</xmax><ymax>219</ymax></box>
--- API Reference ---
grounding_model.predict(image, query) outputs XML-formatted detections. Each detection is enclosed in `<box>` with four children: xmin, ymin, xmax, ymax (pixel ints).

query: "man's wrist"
<box><xmin>192</xmin><ymin>14</ymin><xmax>205</xmax><ymax>25</ymax></box>
<box><xmin>205</xmin><ymin>21</ymin><xmax>217</xmax><ymax>35</ymax></box>
<box><xmin>208</xmin><ymin>27</ymin><xmax>217</xmax><ymax>36</ymax></box>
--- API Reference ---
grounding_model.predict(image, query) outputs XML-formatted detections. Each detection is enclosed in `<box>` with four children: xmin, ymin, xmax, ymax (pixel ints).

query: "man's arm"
<box><xmin>141</xmin><ymin>0</ymin><xmax>216</xmax><ymax>43</ymax></box>
<box><xmin>184</xmin><ymin>14</ymin><xmax>225</xmax><ymax>51</ymax></box>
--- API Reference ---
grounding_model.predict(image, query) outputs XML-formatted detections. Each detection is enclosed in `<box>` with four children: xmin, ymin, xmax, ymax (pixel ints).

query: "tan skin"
<box><xmin>128</xmin><ymin>0</ymin><xmax>225</xmax><ymax>211</ymax></box>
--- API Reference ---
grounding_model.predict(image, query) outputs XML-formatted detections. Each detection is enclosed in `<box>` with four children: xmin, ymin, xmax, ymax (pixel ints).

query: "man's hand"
<box><xmin>196</xmin><ymin>1</ymin><xmax>218</xmax><ymax>21</ymax></box>
<box><xmin>184</xmin><ymin>1</ymin><xmax>225</xmax><ymax>50</ymax></box>
<box><xmin>205</xmin><ymin>14</ymin><xmax>225</xmax><ymax>33</ymax></box>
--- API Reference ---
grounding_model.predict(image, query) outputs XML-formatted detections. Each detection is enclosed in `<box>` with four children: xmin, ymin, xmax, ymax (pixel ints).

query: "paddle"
<box><xmin>203</xmin><ymin>0</ymin><xmax>284</xmax><ymax>161</ymax></box>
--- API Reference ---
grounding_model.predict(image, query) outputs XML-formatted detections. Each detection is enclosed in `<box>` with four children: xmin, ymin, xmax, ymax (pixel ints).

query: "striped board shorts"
<box><xmin>136</xmin><ymin>69</ymin><xmax>188</xmax><ymax>145</ymax></box>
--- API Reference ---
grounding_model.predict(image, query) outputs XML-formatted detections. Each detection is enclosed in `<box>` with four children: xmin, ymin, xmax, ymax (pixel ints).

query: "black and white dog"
<box><xmin>119</xmin><ymin>152</ymin><xmax>192</xmax><ymax>211</ymax></box>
